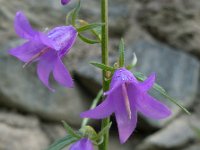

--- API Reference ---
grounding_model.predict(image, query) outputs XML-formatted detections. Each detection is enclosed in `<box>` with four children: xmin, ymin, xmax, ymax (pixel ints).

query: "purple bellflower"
<box><xmin>69</xmin><ymin>138</ymin><xmax>94</xmax><ymax>150</ymax></box>
<box><xmin>81</xmin><ymin>68</ymin><xmax>171</xmax><ymax>143</ymax></box>
<box><xmin>61</xmin><ymin>0</ymin><xmax>71</xmax><ymax>5</ymax></box>
<box><xmin>8</xmin><ymin>11</ymin><xmax>77</xmax><ymax>91</ymax></box>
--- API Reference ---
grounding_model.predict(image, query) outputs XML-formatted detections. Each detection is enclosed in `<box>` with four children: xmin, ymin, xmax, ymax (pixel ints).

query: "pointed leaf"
<box><xmin>78</xmin><ymin>34</ymin><xmax>100</xmax><ymax>44</ymax></box>
<box><xmin>77</xmin><ymin>23</ymin><xmax>104</xmax><ymax>32</ymax></box>
<box><xmin>133</xmin><ymin>71</ymin><xmax>190</xmax><ymax>115</ymax></box>
<box><xmin>119</xmin><ymin>38</ymin><xmax>125</xmax><ymax>67</ymax></box>
<box><xmin>72</xmin><ymin>0</ymin><xmax>81</xmax><ymax>26</ymax></box>
<box><xmin>90</xmin><ymin>62</ymin><xmax>115</xmax><ymax>72</ymax></box>
<box><xmin>62</xmin><ymin>121</ymin><xmax>82</xmax><ymax>139</ymax></box>
<box><xmin>47</xmin><ymin>135</ymin><xmax>77</xmax><ymax>150</ymax></box>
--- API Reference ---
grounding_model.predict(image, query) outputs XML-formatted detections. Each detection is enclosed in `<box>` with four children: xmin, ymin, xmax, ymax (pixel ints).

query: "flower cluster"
<box><xmin>8</xmin><ymin>0</ymin><xmax>172</xmax><ymax>149</ymax></box>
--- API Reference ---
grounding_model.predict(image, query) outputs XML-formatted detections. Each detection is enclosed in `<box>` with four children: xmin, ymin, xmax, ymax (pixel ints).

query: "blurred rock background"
<box><xmin>0</xmin><ymin>0</ymin><xmax>200</xmax><ymax>149</ymax></box>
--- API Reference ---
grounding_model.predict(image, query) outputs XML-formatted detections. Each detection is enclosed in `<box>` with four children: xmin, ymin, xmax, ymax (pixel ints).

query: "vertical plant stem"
<box><xmin>99</xmin><ymin>0</ymin><xmax>110</xmax><ymax>150</ymax></box>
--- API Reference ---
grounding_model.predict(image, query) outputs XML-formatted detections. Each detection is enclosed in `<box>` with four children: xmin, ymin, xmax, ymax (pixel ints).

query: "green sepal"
<box><xmin>78</xmin><ymin>34</ymin><xmax>100</xmax><ymax>44</ymax></box>
<box><xmin>79</xmin><ymin>126</ymin><xmax>98</xmax><ymax>139</ymax></box>
<box><xmin>119</xmin><ymin>38</ymin><xmax>125</xmax><ymax>67</ymax></box>
<box><xmin>94</xmin><ymin>122</ymin><xmax>112</xmax><ymax>142</ymax></box>
<box><xmin>77</xmin><ymin>23</ymin><xmax>104</xmax><ymax>33</ymax></box>
<box><xmin>133</xmin><ymin>71</ymin><xmax>191</xmax><ymax>115</ymax></box>
<box><xmin>71</xmin><ymin>0</ymin><xmax>81</xmax><ymax>26</ymax></box>
<box><xmin>62</xmin><ymin>121</ymin><xmax>82</xmax><ymax>139</ymax></box>
<box><xmin>46</xmin><ymin>135</ymin><xmax>77</xmax><ymax>150</ymax></box>
<box><xmin>90</xmin><ymin>62</ymin><xmax>115</xmax><ymax>72</ymax></box>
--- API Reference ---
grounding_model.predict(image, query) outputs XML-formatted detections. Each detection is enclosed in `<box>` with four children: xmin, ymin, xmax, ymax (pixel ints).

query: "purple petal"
<box><xmin>53</xmin><ymin>57</ymin><xmax>73</xmax><ymax>88</ymax></box>
<box><xmin>80</xmin><ymin>94</ymin><xmax>114</xmax><ymax>119</ymax></box>
<box><xmin>114</xmin><ymin>86</ymin><xmax>137</xmax><ymax>144</ymax></box>
<box><xmin>48</xmin><ymin>26</ymin><xmax>78</xmax><ymax>57</ymax></box>
<box><xmin>69</xmin><ymin>138</ymin><xmax>94</xmax><ymax>150</ymax></box>
<box><xmin>139</xmin><ymin>72</ymin><xmax>156</xmax><ymax>91</ymax></box>
<box><xmin>61</xmin><ymin>0</ymin><xmax>71</xmax><ymax>5</ymax></box>
<box><xmin>14</xmin><ymin>11</ymin><xmax>37</xmax><ymax>39</ymax></box>
<box><xmin>8</xmin><ymin>41</ymin><xmax>44</xmax><ymax>62</ymax></box>
<box><xmin>14</xmin><ymin>11</ymin><xmax>59</xmax><ymax>50</ymax></box>
<box><xmin>135</xmin><ymin>92</ymin><xmax>171</xmax><ymax>119</ymax></box>
<box><xmin>37</xmin><ymin>50</ymin><xmax>57</xmax><ymax>91</ymax></box>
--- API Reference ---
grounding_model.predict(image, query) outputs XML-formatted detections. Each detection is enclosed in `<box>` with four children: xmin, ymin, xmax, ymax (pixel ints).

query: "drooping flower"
<box><xmin>69</xmin><ymin>138</ymin><xmax>94</xmax><ymax>150</ymax></box>
<box><xmin>81</xmin><ymin>68</ymin><xmax>171</xmax><ymax>143</ymax></box>
<box><xmin>61</xmin><ymin>0</ymin><xmax>71</xmax><ymax>5</ymax></box>
<box><xmin>8</xmin><ymin>11</ymin><xmax>77</xmax><ymax>91</ymax></box>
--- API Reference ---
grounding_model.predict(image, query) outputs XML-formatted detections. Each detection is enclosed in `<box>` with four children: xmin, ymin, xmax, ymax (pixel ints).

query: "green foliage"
<box><xmin>133</xmin><ymin>71</ymin><xmax>191</xmax><ymax>115</ymax></box>
<box><xmin>119</xmin><ymin>39</ymin><xmax>125</xmax><ymax>67</ymax></box>
<box><xmin>77</xmin><ymin>23</ymin><xmax>104</xmax><ymax>32</ymax></box>
<box><xmin>62</xmin><ymin>121</ymin><xmax>82</xmax><ymax>139</ymax></box>
<box><xmin>78</xmin><ymin>34</ymin><xmax>101</xmax><ymax>44</ymax></box>
<box><xmin>47</xmin><ymin>135</ymin><xmax>77</xmax><ymax>150</ymax></box>
<box><xmin>90</xmin><ymin>62</ymin><xmax>115</xmax><ymax>72</ymax></box>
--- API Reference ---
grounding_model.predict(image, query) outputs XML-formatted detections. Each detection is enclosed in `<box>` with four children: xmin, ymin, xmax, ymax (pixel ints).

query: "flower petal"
<box><xmin>61</xmin><ymin>0</ymin><xmax>71</xmax><ymax>5</ymax></box>
<box><xmin>80</xmin><ymin>94</ymin><xmax>114</xmax><ymax>119</ymax></box>
<box><xmin>37</xmin><ymin>50</ymin><xmax>57</xmax><ymax>91</ymax></box>
<box><xmin>14</xmin><ymin>11</ymin><xmax>37</xmax><ymax>39</ymax></box>
<box><xmin>14</xmin><ymin>11</ymin><xmax>59</xmax><ymax>50</ymax></box>
<box><xmin>53</xmin><ymin>57</ymin><xmax>73</xmax><ymax>88</ymax></box>
<box><xmin>8</xmin><ymin>41</ymin><xmax>44</xmax><ymax>62</ymax></box>
<box><xmin>135</xmin><ymin>92</ymin><xmax>171</xmax><ymax>119</ymax></box>
<box><xmin>69</xmin><ymin>138</ymin><xmax>94</xmax><ymax>150</ymax></box>
<box><xmin>114</xmin><ymin>86</ymin><xmax>137</xmax><ymax>144</ymax></box>
<box><xmin>139</xmin><ymin>72</ymin><xmax>156</xmax><ymax>91</ymax></box>
<box><xmin>48</xmin><ymin>26</ymin><xmax>78</xmax><ymax>57</ymax></box>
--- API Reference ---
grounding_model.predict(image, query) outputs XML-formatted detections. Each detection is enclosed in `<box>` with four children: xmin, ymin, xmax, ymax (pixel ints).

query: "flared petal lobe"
<box><xmin>69</xmin><ymin>138</ymin><xmax>94</xmax><ymax>150</ymax></box>
<box><xmin>37</xmin><ymin>50</ymin><xmax>57</xmax><ymax>91</ymax></box>
<box><xmin>135</xmin><ymin>92</ymin><xmax>171</xmax><ymax>119</ymax></box>
<box><xmin>14</xmin><ymin>11</ymin><xmax>37</xmax><ymax>39</ymax></box>
<box><xmin>61</xmin><ymin>0</ymin><xmax>71</xmax><ymax>5</ymax></box>
<box><xmin>80</xmin><ymin>94</ymin><xmax>114</xmax><ymax>119</ymax></box>
<box><xmin>8</xmin><ymin>41</ymin><xmax>45</xmax><ymax>62</ymax></box>
<box><xmin>139</xmin><ymin>72</ymin><xmax>156</xmax><ymax>91</ymax></box>
<box><xmin>113</xmin><ymin>86</ymin><xmax>137</xmax><ymax>144</ymax></box>
<box><xmin>53</xmin><ymin>57</ymin><xmax>73</xmax><ymax>88</ymax></box>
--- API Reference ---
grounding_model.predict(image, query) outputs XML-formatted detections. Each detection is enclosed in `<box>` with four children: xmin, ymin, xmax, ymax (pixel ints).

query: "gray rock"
<box><xmin>0</xmin><ymin>111</ymin><xmax>49</xmax><ymax>150</ymax></box>
<box><xmin>182</xmin><ymin>143</ymin><xmax>200</xmax><ymax>150</ymax></box>
<box><xmin>136</xmin><ymin>0</ymin><xmax>200</xmax><ymax>57</ymax></box>
<box><xmin>136</xmin><ymin>115</ymin><xmax>200</xmax><ymax>150</ymax></box>
<box><xmin>0</xmin><ymin>41</ymin><xmax>89</xmax><ymax>125</ymax></box>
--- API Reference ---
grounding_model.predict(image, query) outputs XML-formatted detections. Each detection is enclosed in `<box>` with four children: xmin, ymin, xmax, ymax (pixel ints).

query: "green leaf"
<box><xmin>133</xmin><ymin>71</ymin><xmax>191</xmax><ymax>115</ymax></box>
<box><xmin>47</xmin><ymin>135</ymin><xmax>77</xmax><ymax>150</ymax></box>
<box><xmin>90</xmin><ymin>62</ymin><xmax>115</xmax><ymax>72</ymax></box>
<box><xmin>119</xmin><ymin>38</ymin><xmax>125</xmax><ymax>67</ymax></box>
<box><xmin>71</xmin><ymin>0</ymin><xmax>81</xmax><ymax>26</ymax></box>
<box><xmin>62</xmin><ymin>121</ymin><xmax>82</xmax><ymax>139</ymax></box>
<box><xmin>77</xmin><ymin>23</ymin><xmax>104</xmax><ymax>33</ymax></box>
<box><xmin>95</xmin><ymin>122</ymin><xmax>112</xmax><ymax>140</ymax></box>
<box><xmin>78</xmin><ymin>34</ymin><xmax>100</xmax><ymax>44</ymax></box>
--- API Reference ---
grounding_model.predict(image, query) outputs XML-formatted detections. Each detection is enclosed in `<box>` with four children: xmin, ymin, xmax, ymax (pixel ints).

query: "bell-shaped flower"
<box><xmin>61</xmin><ymin>0</ymin><xmax>71</xmax><ymax>5</ymax></box>
<box><xmin>8</xmin><ymin>11</ymin><xmax>77</xmax><ymax>91</ymax></box>
<box><xmin>69</xmin><ymin>138</ymin><xmax>94</xmax><ymax>150</ymax></box>
<box><xmin>81</xmin><ymin>68</ymin><xmax>171</xmax><ymax>143</ymax></box>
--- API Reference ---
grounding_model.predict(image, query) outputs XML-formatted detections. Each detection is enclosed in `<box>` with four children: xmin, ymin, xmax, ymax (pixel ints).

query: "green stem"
<box><xmin>99</xmin><ymin>0</ymin><xmax>110</xmax><ymax>150</ymax></box>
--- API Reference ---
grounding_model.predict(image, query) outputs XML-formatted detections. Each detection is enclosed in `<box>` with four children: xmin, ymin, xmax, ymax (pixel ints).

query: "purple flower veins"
<box><xmin>81</xmin><ymin>68</ymin><xmax>171</xmax><ymax>143</ymax></box>
<box><xmin>69</xmin><ymin>138</ymin><xmax>94</xmax><ymax>150</ymax></box>
<box><xmin>8</xmin><ymin>11</ymin><xmax>77</xmax><ymax>91</ymax></box>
